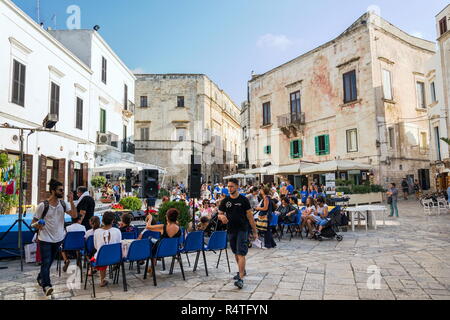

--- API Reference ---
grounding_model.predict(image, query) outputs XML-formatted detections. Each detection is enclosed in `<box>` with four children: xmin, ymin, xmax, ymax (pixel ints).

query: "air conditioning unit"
<box><xmin>97</xmin><ymin>132</ymin><xmax>111</xmax><ymax>145</ymax></box>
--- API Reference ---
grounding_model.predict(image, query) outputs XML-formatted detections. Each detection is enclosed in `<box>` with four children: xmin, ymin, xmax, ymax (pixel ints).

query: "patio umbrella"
<box><xmin>300</xmin><ymin>159</ymin><xmax>372</xmax><ymax>174</ymax></box>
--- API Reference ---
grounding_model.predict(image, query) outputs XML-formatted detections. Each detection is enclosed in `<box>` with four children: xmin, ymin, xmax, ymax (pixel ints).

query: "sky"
<box><xmin>11</xmin><ymin>0</ymin><xmax>450</xmax><ymax>106</ymax></box>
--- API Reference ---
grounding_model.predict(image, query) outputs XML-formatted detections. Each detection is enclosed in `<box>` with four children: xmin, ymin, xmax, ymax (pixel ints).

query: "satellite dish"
<box><xmin>11</xmin><ymin>135</ymin><xmax>19</xmax><ymax>144</ymax></box>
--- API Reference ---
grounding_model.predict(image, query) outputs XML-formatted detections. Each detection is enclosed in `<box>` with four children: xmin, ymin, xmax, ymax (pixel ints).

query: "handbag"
<box><xmin>387</xmin><ymin>196</ymin><xmax>392</xmax><ymax>204</ymax></box>
<box><xmin>256</xmin><ymin>215</ymin><xmax>269</xmax><ymax>232</ymax></box>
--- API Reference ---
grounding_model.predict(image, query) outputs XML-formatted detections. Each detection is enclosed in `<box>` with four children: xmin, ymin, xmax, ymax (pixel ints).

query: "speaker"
<box><xmin>140</xmin><ymin>169</ymin><xmax>158</xmax><ymax>198</ymax></box>
<box><xmin>125</xmin><ymin>169</ymin><xmax>132</xmax><ymax>193</ymax></box>
<box><xmin>189</xmin><ymin>155</ymin><xmax>202</xmax><ymax>198</ymax></box>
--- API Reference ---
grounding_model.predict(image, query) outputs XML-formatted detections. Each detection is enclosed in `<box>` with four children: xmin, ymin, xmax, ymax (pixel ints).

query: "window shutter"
<box><xmin>268</xmin><ymin>146</ymin><xmax>271</xmax><ymax>154</ymax></box>
<box><xmin>325</xmin><ymin>135</ymin><xmax>330</xmax><ymax>155</ymax></box>
<box><xmin>299</xmin><ymin>140</ymin><xmax>303</xmax><ymax>158</ymax></box>
<box><xmin>315</xmin><ymin>136</ymin><xmax>319</xmax><ymax>155</ymax></box>
<box><xmin>290</xmin><ymin>141</ymin><xmax>294</xmax><ymax>158</ymax></box>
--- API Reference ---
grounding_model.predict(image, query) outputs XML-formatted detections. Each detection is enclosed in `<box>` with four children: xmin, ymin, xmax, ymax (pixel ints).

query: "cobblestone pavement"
<box><xmin>1</xmin><ymin>199</ymin><xmax>449</xmax><ymax>300</ymax></box>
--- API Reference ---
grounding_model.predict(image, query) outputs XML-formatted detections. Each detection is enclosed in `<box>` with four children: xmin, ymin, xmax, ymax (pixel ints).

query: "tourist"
<box><xmin>413</xmin><ymin>180</ymin><xmax>421</xmax><ymax>200</ymax></box>
<box><xmin>33</xmin><ymin>179</ymin><xmax>78</xmax><ymax>296</ymax></box>
<box><xmin>277</xmin><ymin>197</ymin><xmax>297</xmax><ymax>225</ymax></box>
<box><xmin>85</xmin><ymin>216</ymin><xmax>101</xmax><ymax>239</ymax></box>
<box><xmin>144</xmin><ymin>208</ymin><xmax>182</xmax><ymax>276</ymax></box>
<box><xmin>92</xmin><ymin>211</ymin><xmax>122</xmax><ymax>287</ymax></box>
<box><xmin>197</xmin><ymin>216</ymin><xmax>210</xmax><ymax>231</ymax></box>
<box><xmin>286</xmin><ymin>181</ymin><xmax>294</xmax><ymax>196</ymax></box>
<box><xmin>401</xmin><ymin>178</ymin><xmax>409</xmax><ymax>200</ymax></box>
<box><xmin>61</xmin><ymin>214</ymin><xmax>86</xmax><ymax>272</ymax></box>
<box><xmin>387</xmin><ymin>183</ymin><xmax>399</xmax><ymax>217</ymax></box>
<box><xmin>76</xmin><ymin>186</ymin><xmax>95</xmax><ymax>231</ymax></box>
<box><xmin>246</xmin><ymin>186</ymin><xmax>260</xmax><ymax>209</ymax></box>
<box><xmin>119</xmin><ymin>213</ymin><xmax>137</xmax><ymax>233</ymax></box>
<box><xmin>300</xmin><ymin>185</ymin><xmax>308</xmax><ymax>205</ymax></box>
<box><xmin>302</xmin><ymin>197</ymin><xmax>317</xmax><ymax>238</ymax></box>
<box><xmin>218</xmin><ymin>178</ymin><xmax>257</xmax><ymax>289</ymax></box>
<box><xmin>314</xmin><ymin>197</ymin><xmax>330</xmax><ymax>236</ymax></box>
<box><xmin>255</xmin><ymin>187</ymin><xmax>277</xmax><ymax>250</ymax></box>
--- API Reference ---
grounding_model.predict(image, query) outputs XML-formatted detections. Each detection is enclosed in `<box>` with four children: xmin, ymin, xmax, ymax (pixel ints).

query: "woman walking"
<box><xmin>387</xmin><ymin>183</ymin><xmax>399</xmax><ymax>217</ymax></box>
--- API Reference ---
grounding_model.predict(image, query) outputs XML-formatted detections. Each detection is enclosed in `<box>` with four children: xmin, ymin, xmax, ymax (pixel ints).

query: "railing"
<box><xmin>122</xmin><ymin>141</ymin><xmax>135</xmax><ymax>154</ymax></box>
<box><xmin>277</xmin><ymin>112</ymin><xmax>305</xmax><ymax>128</ymax></box>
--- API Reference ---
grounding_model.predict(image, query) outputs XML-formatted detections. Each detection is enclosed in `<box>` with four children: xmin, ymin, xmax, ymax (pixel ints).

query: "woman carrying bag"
<box><xmin>255</xmin><ymin>187</ymin><xmax>277</xmax><ymax>249</ymax></box>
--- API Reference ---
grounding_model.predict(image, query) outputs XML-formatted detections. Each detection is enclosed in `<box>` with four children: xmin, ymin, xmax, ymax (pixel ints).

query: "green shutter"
<box><xmin>315</xmin><ymin>136</ymin><xmax>319</xmax><ymax>155</ymax></box>
<box><xmin>268</xmin><ymin>146</ymin><xmax>271</xmax><ymax>154</ymax></box>
<box><xmin>325</xmin><ymin>135</ymin><xmax>330</xmax><ymax>155</ymax></box>
<box><xmin>290</xmin><ymin>141</ymin><xmax>294</xmax><ymax>158</ymax></box>
<box><xmin>299</xmin><ymin>140</ymin><xmax>303</xmax><ymax>158</ymax></box>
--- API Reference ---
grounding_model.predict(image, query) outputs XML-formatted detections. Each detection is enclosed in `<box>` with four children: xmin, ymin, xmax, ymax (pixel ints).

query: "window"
<box><xmin>382</xmin><ymin>69</ymin><xmax>392</xmax><ymax>100</ymax></box>
<box><xmin>416</xmin><ymin>81</ymin><xmax>426</xmax><ymax>109</ymax></box>
<box><xmin>439</xmin><ymin>17</ymin><xmax>448</xmax><ymax>36</ymax></box>
<box><xmin>435</xmin><ymin>126</ymin><xmax>441</xmax><ymax>161</ymax></box>
<box><xmin>346</xmin><ymin>129</ymin><xmax>358</xmax><ymax>152</ymax></box>
<box><xmin>431</xmin><ymin>82</ymin><xmax>437</xmax><ymax>103</ymax></box>
<box><xmin>388</xmin><ymin>127</ymin><xmax>395</xmax><ymax>148</ymax></box>
<box><xmin>140</xmin><ymin>96</ymin><xmax>148</xmax><ymax>107</ymax></box>
<box><xmin>12</xmin><ymin>60</ymin><xmax>26</xmax><ymax>106</ymax></box>
<box><xmin>343</xmin><ymin>70</ymin><xmax>357</xmax><ymax>103</ymax></box>
<box><xmin>290</xmin><ymin>91</ymin><xmax>301</xmax><ymax>121</ymax></box>
<box><xmin>140</xmin><ymin>127</ymin><xmax>149</xmax><ymax>141</ymax></box>
<box><xmin>76</xmin><ymin>97</ymin><xmax>83</xmax><ymax>130</ymax></box>
<box><xmin>100</xmin><ymin>108</ymin><xmax>106</xmax><ymax>133</ymax></box>
<box><xmin>315</xmin><ymin>135</ymin><xmax>330</xmax><ymax>156</ymax></box>
<box><xmin>177</xmin><ymin>96</ymin><xmax>185</xmax><ymax>107</ymax></box>
<box><xmin>176</xmin><ymin>128</ymin><xmax>186</xmax><ymax>141</ymax></box>
<box><xmin>124</xmin><ymin>84</ymin><xmax>128</xmax><ymax>110</ymax></box>
<box><xmin>102</xmin><ymin>57</ymin><xmax>107</xmax><ymax>84</ymax></box>
<box><xmin>50</xmin><ymin>82</ymin><xmax>60</xmax><ymax>116</ymax></box>
<box><xmin>264</xmin><ymin>146</ymin><xmax>271</xmax><ymax>154</ymax></box>
<box><xmin>262</xmin><ymin>102</ymin><xmax>271</xmax><ymax>126</ymax></box>
<box><xmin>290</xmin><ymin>140</ymin><xmax>303</xmax><ymax>159</ymax></box>
<box><xmin>122</xmin><ymin>125</ymin><xmax>128</xmax><ymax>152</ymax></box>
<box><xmin>420</xmin><ymin>132</ymin><xmax>428</xmax><ymax>149</ymax></box>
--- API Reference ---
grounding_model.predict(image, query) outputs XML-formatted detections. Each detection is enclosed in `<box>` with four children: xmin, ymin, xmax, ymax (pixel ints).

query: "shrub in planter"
<box><xmin>370</xmin><ymin>185</ymin><xmax>385</xmax><ymax>193</ymax></box>
<box><xmin>157</xmin><ymin>201</ymin><xmax>191</xmax><ymax>229</ymax></box>
<box><xmin>91</xmin><ymin>176</ymin><xmax>107</xmax><ymax>189</ymax></box>
<box><xmin>336</xmin><ymin>186</ymin><xmax>352</xmax><ymax>195</ymax></box>
<box><xmin>352</xmin><ymin>185</ymin><xmax>372</xmax><ymax>194</ymax></box>
<box><xmin>119</xmin><ymin>197</ymin><xmax>142</xmax><ymax>211</ymax></box>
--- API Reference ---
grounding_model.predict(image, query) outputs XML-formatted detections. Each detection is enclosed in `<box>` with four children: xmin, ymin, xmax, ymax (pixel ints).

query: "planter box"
<box><xmin>347</xmin><ymin>192</ymin><xmax>383</xmax><ymax>205</ymax></box>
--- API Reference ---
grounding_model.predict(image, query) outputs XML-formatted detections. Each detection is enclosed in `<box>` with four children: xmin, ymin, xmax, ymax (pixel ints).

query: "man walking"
<box><xmin>218</xmin><ymin>178</ymin><xmax>258</xmax><ymax>289</ymax></box>
<box><xmin>387</xmin><ymin>183</ymin><xmax>399</xmax><ymax>217</ymax></box>
<box><xmin>76</xmin><ymin>186</ymin><xmax>95</xmax><ymax>231</ymax></box>
<box><xmin>32</xmin><ymin>179</ymin><xmax>78</xmax><ymax>296</ymax></box>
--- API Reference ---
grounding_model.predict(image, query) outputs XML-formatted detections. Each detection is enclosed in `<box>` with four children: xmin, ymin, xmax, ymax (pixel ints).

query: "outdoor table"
<box><xmin>345</xmin><ymin>205</ymin><xmax>387</xmax><ymax>232</ymax></box>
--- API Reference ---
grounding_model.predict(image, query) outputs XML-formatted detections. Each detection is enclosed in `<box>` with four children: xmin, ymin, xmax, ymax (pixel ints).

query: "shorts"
<box><xmin>228</xmin><ymin>230</ymin><xmax>249</xmax><ymax>256</ymax></box>
<box><xmin>90</xmin><ymin>257</ymin><xmax>107</xmax><ymax>271</ymax></box>
<box><xmin>316</xmin><ymin>218</ymin><xmax>329</xmax><ymax>227</ymax></box>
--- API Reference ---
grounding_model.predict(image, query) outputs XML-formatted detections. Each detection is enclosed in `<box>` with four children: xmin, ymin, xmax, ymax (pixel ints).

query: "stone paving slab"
<box><xmin>1</xmin><ymin>199</ymin><xmax>450</xmax><ymax>300</ymax></box>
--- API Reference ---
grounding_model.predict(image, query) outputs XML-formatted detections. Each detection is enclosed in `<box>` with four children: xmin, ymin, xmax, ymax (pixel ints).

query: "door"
<box><xmin>418</xmin><ymin>169</ymin><xmax>430</xmax><ymax>191</ymax></box>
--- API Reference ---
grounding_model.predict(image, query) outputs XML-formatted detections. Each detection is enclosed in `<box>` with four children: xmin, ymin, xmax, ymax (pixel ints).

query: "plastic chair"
<box><xmin>83</xmin><ymin>235</ymin><xmax>95</xmax><ymax>269</ymax></box>
<box><xmin>141</xmin><ymin>230</ymin><xmax>161</xmax><ymax>240</ymax></box>
<box><xmin>280</xmin><ymin>210</ymin><xmax>303</xmax><ymax>241</ymax></box>
<box><xmin>269</xmin><ymin>214</ymin><xmax>280</xmax><ymax>239</ymax></box>
<box><xmin>121</xmin><ymin>231</ymin><xmax>137</xmax><ymax>240</ymax></box>
<box><xmin>146</xmin><ymin>238</ymin><xmax>185</xmax><ymax>286</ymax></box>
<box><xmin>204</xmin><ymin>231</ymin><xmax>230</xmax><ymax>273</ymax></box>
<box><xmin>57</xmin><ymin>231</ymin><xmax>85</xmax><ymax>281</ymax></box>
<box><xmin>84</xmin><ymin>243</ymin><xmax>126</xmax><ymax>298</ymax></box>
<box><xmin>177</xmin><ymin>231</ymin><xmax>208</xmax><ymax>276</ymax></box>
<box><xmin>124</xmin><ymin>239</ymin><xmax>151</xmax><ymax>277</ymax></box>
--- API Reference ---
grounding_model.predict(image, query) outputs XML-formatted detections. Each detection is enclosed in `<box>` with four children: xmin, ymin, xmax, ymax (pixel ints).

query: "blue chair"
<box><xmin>121</xmin><ymin>231</ymin><xmax>137</xmax><ymax>240</ymax></box>
<box><xmin>84</xmin><ymin>243</ymin><xmax>126</xmax><ymax>298</ymax></box>
<box><xmin>176</xmin><ymin>231</ymin><xmax>208</xmax><ymax>276</ymax></box>
<box><xmin>146</xmin><ymin>238</ymin><xmax>185</xmax><ymax>286</ymax></box>
<box><xmin>204</xmin><ymin>231</ymin><xmax>230</xmax><ymax>273</ymax></box>
<box><xmin>280</xmin><ymin>209</ymin><xmax>303</xmax><ymax>241</ymax></box>
<box><xmin>269</xmin><ymin>213</ymin><xmax>280</xmax><ymax>239</ymax></box>
<box><xmin>124</xmin><ymin>239</ymin><xmax>151</xmax><ymax>278</ymax></box>
<box><xmin>83</xmin><ymin>235</ymin><xmax>95</xmax><ymax>268</ymax></box>
<box><xmin>57</xmin><ymin>231</ymin><xmax>86</xmax><ymax>281</ymax></box>
<box><xmin>141</xmin><ymin>230</ymin><xmax>160</xmax><ymax>240</ymax></box>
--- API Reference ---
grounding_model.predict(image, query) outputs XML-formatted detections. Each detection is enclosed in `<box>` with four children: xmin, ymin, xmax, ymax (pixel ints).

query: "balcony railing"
<box><xmin>277</xmin><ymin>112</ymin><xmax>305</xmax><ymax>128</ymax></box>
<box><xmin>122</xmin><ymin>141</ymin><xmax>135</xmax><ymax>154</ymax></box>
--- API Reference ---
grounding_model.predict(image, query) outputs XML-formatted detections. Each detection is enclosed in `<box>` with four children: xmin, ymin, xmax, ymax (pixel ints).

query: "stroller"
<box><xmin>203</xmin><ymin>212</ymin><xmax>227</xmax><ymax>237</ymax></box>
<box><xmin>312</xmin><ymin>206</ymin><xmax>343</xmax><ymax>242</ymax></box>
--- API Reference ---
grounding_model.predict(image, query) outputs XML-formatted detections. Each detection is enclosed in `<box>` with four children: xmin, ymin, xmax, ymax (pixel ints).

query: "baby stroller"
<box><xmin>313</xmin><ymin>206</ymin><xmax>343</xmax><ymax>242</ymax></box>
<box><xmin>203</xmin><ymin>212</ymin><xmax>227</xmax><ymax>237</ymax></box>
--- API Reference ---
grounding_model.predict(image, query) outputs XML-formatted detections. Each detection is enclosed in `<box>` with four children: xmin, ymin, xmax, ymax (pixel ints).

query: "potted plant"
<box><xmin>119</xmin><ymin>196</ymin><xmax>143</xmax><ymax>211</ymax></box>
<box><xmin>91</xmin><ymin>176</ymin><xmax>107</xmax><ymax>200</ymax></box>
<box><xmin>157</xmin><ymin>201</ymin><xmax>191</xmax><ymax>229</ymax></box>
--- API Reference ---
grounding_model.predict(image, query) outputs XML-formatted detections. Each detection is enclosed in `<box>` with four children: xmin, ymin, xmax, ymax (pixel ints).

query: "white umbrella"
<box><xmin>93</xmin><ymin>160</ymin><xmax>167</xmax><ymax>174</ymax></box>
<box><xmin>300</xmin><ymin>159</ymin><xmax>371</xmax><ymax>174</ymax></box>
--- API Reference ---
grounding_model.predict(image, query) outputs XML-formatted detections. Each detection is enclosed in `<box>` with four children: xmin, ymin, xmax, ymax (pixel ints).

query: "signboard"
<box><xmin>348</xmin><ymin>170</ymin><xmax>361</xmax><ymax>175</ymax></box>
<box><xmin>325</xmin><ymin>172</ymin><xmax>336</xmax><ymax>195</ymax></box>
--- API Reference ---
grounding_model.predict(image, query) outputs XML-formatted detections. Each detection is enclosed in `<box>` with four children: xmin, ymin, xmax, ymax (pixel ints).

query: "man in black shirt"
<box><xmin>218</xmin><ymin>178</ymin><xmax>257</xmax><ymax>289</ymax></box>
<box><xmin>76</xmin><ymin>186</ymin><xmax>95</xmax><ymax>230</ymax></box>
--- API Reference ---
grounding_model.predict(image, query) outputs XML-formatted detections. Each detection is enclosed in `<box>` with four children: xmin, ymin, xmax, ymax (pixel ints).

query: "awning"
<box><xmin>224</xmin><ymin>173</ymin><xmax>256</xmax><ymax>179</ymax></box>
<box><xmin>300</xmin><ymin>160</ymin><xmax>372</xmax><ymax>174</ymax></box>
<box><xmin>267</xmin><ymin>162</ymin><xmax>315</xmax><ymax>175</ymax></box>
<box><xmin>93</xmin><ymin>160</ymin><xmax>167</xmax><ymax>174</ymax></box>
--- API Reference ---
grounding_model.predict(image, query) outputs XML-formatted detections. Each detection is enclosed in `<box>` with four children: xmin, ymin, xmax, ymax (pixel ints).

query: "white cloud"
<box><xmin>132</xmin><ymin>67</ymin><xmax>145</xmax><ymax>74</ymax></box>
<box><xmin>257</xmin><ymin>33</ymin><xmax>294</xmax><ymax>51</ymax></box>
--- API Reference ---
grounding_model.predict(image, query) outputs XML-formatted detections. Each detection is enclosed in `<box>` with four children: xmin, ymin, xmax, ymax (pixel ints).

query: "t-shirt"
<box><xmin>66</xmin><ymin>223</ymin><xmax>86</xmax><ymax>234</ymax></box>
<box><xmin>34</xmin><ymin>200</ymin><xmax>71</xmax><ymax>243</ymax></box>
<box><xmin>77</xmin><ymin>196</ymin><xmax>95</xmax><ymax>230</ymax></box>
<box><xmin>218</xmin><ymin>195</ymin><xmax>251</xmax><ymax>233</ymax></box>
<box><xmin>300</xmin><ymin>191</ymin><xmax>308</xmax><ymax>203</ymax></box>
<box><xmin>287</xmin><ymin>185</ymin><xmax>294</xmax><ymax>194</ymax></box>
<box><xmin>85</xmin><ymin>228</ymin><xmax>95</xmax><ymax>239</ymax></box>
<box><xmin>317</xmin><ymin>204</ymin><xmax>328</xmax><ymax>217</ymax></box>
<box><xmin>93</xmin><ymin>227</ymin><xmax>122</xmax><ymax>259</ymax></box>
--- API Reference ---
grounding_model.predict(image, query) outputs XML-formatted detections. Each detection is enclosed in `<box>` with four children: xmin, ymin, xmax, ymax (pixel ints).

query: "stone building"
<box><xmin>134</xmin><ymin>74</ymin><xmax>241</xmax><ymax>187</ymax></box>
<box><xmin>428</xmin><ymin>6</ymin><xmax>450</xmax><ymax>191</ymax></box>
<box><xmin>247</xmin><ymin>12</ymin><xmax>435</xmax><ymax>190</ymax></box>
<box><xmin>239</xmin><ymin>101</ymin><xmax>250</xmax><ymax>171</ymax></box>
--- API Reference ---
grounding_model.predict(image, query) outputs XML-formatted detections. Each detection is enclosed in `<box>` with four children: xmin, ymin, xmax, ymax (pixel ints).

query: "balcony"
<box><xmin>122</xmin><ymin>141</ymin><xmax>135</xmax><ymax>154</ymax></box>
<box><xmin>277</xmin><ymin>112</ymin><xmax>305</xmax><ymax>138</ymax></box>
<box><xmin>122</xmin><ymin>100</ymin><xmax>135</xmax><ymax>118</ymax></box>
